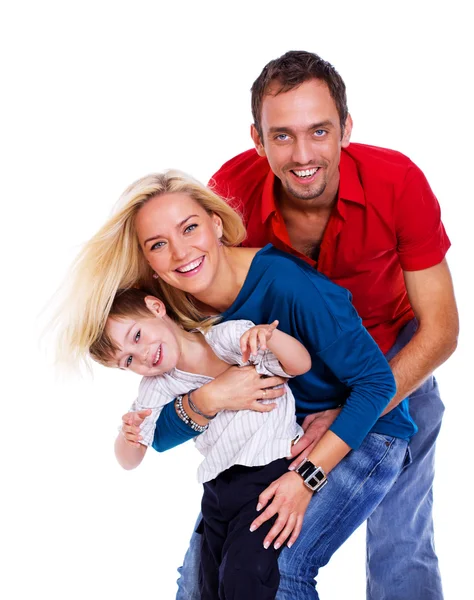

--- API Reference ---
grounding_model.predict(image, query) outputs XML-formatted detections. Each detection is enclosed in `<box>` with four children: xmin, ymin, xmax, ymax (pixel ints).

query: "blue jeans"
<box><xmin>366</xmin><ymin>321</ymin><xmax>445</xmax><ymax>599</ymax></box>
<box><xmin>176</xmin><ymin>319</ymin><xmax>445</xmax><ymax>599</ymax></box>
<box><xmin>177</xmin><ymin>434</ymin><xmax>408</xmax><ymax>599</ymax></box>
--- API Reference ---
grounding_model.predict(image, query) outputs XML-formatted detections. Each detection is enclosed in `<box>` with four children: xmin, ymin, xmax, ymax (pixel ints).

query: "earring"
<box><xmin>152</xmin><ymin>273</ymin><xmax>159</xmax><ymax>279</ymax></box>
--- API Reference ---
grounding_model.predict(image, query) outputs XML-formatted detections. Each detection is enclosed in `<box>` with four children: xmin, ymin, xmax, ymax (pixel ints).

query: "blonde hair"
<box><xmin>54</xmin><ymin>170</ymin><xmax>246</xmax><ymax>369</ymax></box>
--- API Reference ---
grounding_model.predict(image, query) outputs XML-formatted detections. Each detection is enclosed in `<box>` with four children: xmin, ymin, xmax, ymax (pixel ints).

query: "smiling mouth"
<box><xmin>291</xmin><ymin>167</ymin><xmax>320</xmax><ymax>179</ymax></box>
<box><xmin>175</xmin><ymin>256</ymin><xmax>204</xmax><ymax>274</ymax></box>
<box><xmin>152</xmin><ymin>344</ymin><xmax>162</xmax><ymax>366</ymax></box>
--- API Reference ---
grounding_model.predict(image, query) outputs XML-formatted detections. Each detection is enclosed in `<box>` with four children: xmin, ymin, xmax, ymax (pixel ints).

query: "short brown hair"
<box><xmin>251</xmin><ymin>50</ymin><xmax>348</xmax><ymax>139</ymax></box>
<box><xmin>89</xmin><ymin>288</ymin><xmax>158</xmax><ymax>366</ymax></box>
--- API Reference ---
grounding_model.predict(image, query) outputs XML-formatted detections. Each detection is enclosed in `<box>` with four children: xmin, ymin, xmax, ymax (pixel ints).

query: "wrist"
<box><xmin>193</xmin><ymin>384</ymin><xmax>219</xmax><ymax>416</ymax></box>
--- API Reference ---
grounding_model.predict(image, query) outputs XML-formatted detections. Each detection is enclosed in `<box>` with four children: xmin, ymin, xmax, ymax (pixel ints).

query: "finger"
<box><xmin>289</xmin><ymin>434</ymin><xmax>315</xmax><ymax>460</ymax></box>
<box><xmin>287</xmin><ymin>515</ymin><xmax>304</xmax><ymax>548</ymax></box>
<box><xmin>289</xmin><ymin>441</ymin><xmax>318</xmax><ymax>469</ymax></box>
<box><xmin>137</xmin><ymin>409</ymin><xmax>152</xmax><ymax>419</ymax></box>
<box><xmin>268</xmin><ymin>320</ymin><xmax>279</xmax><ymax>333</ymax></box>
<box><xmin>122</xmin><ymin>424</ymin><xmax>141</xmax><ymax>436</ymax></box>
<box><xmin>259</xmin><ymin>375</ymin><xmax>287</xmax><ymax>388</ymax></box>
<box><xmin>259</xmin><ymin>386</ymin><xmax>285</xmax><ymax>400</ymax></box>
<box><xmin>301</xmin><ymin>413</ymin><xmax>319</xmax><ymax>429</ymax></box>
<box><xmin>249</xmin><ymin>331</ymin><xmax>258</xmax><ymax>357</ymax></box>
<box><xmin>240</xmin><ymin>332</ymin><xmax>250</xmax><ymax>361</ymax></box>
<box><xmin>256</xmin><ymin>482</ymin><xmax>279</xmax><ymax>512</ymax></box>
<box><xmin>250</xmin><ymin>502</ymin><xmax>279</xmax><ymax>532</ymax></box>
<box><xmin>250</xmin><ymin>401</ymin><xmax>277</xmax><ymax>413</ymax></box>
<box><xmin>122</xmin><ymin>413</ymin><xmax>134</xmax><ymax>425</ymax></box>
<box><xmin>122</xmin><ymin>429</ymin><xmax>142</xmax><ymax>444</ymax></box>
<box><xmin>263</xmin><ymin>512</ymin><xmax>290</xmax><ymax>548</ymax></box>
<box><xmin>258</xmin><ymin>329</ymin><xmax>268</xmax><ymax>351</ymax></box>
<box><xmin>273</xmin><ymin>513</ymin><xmax>297</xmax><ymax>549</ymax></box>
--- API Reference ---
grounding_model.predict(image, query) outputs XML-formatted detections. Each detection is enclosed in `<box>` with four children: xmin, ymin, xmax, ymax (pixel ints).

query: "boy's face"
<box><xmin>105</xmin><ymin>314</ymin><xmax>181</xmax><ymax>376</ymax></box>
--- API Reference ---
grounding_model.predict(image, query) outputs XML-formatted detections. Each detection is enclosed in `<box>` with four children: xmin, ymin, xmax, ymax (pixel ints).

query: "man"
<box><xmin>175</xmin><ymin>51</ymin><xmax>458</xmax><ymax>599</ymax></box>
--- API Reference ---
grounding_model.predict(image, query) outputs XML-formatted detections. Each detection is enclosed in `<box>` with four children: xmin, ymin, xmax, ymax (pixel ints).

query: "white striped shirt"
<box><xmin>128</xmin><ymin>320</ymin><xmax>303</xmax><ymax>483</ymax></box>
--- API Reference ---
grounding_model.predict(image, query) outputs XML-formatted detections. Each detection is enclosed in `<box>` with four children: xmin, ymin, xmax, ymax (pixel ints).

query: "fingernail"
<box><xmin>256</xmin><ymin>503</ymin><xmax>262</xmax><ymax>511</ymax></box>
<box><xmin>288</xmin><ymin>466</ymin><xmax>295</xmax><ymax>471</ymax></box>
<box><xmin>274</xmin><ymin>542</ymin><xmax>281</xmax><ymax>550</ymax></box>
<box><xmin>249</xmin><ymin>525</ymin><xmax>256</xmax><ymax>532</ymax></box>
<box><xmin>287</xmin><ymin>542</ymin><xmax>293</xmax><ymax>548</ymax></box>
<box><xmin>263</xmin><ymin>541</ymin><xmax>270</xmax><ymax>549</ymax></box>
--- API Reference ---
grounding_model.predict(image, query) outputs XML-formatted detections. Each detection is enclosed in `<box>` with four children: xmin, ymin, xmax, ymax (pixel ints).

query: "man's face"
<box><xmin>252</xmin><ymin>78</ymin><xmax>352</xmax><ymax>208</ymax></box>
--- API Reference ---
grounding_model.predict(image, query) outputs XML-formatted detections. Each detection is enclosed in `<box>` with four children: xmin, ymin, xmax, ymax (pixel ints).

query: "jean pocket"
<box><xmin>370</xmin><ymin>433</ymin><xmax>396</xmax><ymax>446</ymax></box>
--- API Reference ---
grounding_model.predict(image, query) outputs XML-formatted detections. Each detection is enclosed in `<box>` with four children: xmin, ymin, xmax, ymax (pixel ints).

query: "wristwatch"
<box><xmin>294</xmin><ymin>459</ymin><xmax>328</xmax><ymax>493</ymax></box>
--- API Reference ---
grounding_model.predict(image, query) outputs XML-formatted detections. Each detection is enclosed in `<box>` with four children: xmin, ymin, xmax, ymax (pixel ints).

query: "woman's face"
<box><xmin>135</xmin><ymin>192</ymin><xmax>223</xmax><ymax>296</ymax></box>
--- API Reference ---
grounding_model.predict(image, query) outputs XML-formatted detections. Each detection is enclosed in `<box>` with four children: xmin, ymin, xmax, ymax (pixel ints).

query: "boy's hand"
<box><xmin>120</xmin><ymin>409</ymin><xmax>152</xmax><ymax>448</ymax></box>
<box><xmin>240</xmin><ymin>320</ymin><xmax>279</xmax><ymax>363</ymax></box>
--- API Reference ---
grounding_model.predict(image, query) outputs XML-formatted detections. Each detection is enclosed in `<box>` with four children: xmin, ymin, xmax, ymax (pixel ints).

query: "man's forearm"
<box><xmin>383</xmin><ymin>323</ymin><xmax>458</xmax><ymax>415</ymax></box>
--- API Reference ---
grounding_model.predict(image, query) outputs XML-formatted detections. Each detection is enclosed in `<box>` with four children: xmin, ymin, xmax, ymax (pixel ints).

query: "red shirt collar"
<box><xmin>260</xmin><ymin>147</ymin><xmax>366</xmax><ymax>224</ymax></box>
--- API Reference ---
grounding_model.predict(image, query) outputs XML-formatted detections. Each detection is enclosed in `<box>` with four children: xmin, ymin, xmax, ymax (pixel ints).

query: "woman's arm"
<box><xmin>152</xmin><ymin>366</ymin><xmax>287</xmax><ymax>452</ymax></box>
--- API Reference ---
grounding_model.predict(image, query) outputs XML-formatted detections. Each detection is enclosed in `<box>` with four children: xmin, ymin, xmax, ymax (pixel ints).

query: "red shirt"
<box><xmin>209</xmin><ymin>143</ymin><xmax>451</xmax><ymax>353</ymax></box>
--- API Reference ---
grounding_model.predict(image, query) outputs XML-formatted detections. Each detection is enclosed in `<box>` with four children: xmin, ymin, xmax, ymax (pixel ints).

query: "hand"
<box><xmin>240</xmin><ymin>320</ymin><xmax>279</xmax><ymax>363</ymax></box>
<box><xmin>250</xmin><ymin>471</ymin><xmax>313</xmax><ymax>549</ymax></box>
<box><xmin>197</xmin><ymin>365</ymin><xmax>287</xmax><ymax>414</ymax></box>
<box><xmin>289</xmin><ymin>408</ymin><xmax>341</xmax><ymax>469</ymax></box>
<box><xmin>120</xmin><ymin>409</ymin><xmax>152</xmax><ymax>448</ymax></box>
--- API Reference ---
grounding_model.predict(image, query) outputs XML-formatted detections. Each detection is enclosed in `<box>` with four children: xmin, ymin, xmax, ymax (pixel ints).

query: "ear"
<box><xmin>341</xmin><ymin>114</ymin><xmax>353</xmax><ymax>148</ymax></box>
<box><xmin>144</xmin><ymin>296</ymin><xmax>167</xmax><ymax>318</ymax></box>
<box><xmin>211</xmin><ymin>213</ymin><xmax>223</xmax><ymax>239</ymax></box>
<box><xmin>251</xmin><ymin>124</ymin><xmax>266</xmax><ymax>157</ymax></box>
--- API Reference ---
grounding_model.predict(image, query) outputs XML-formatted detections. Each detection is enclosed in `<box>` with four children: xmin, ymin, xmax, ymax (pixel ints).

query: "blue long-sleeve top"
<box><xmin>153</xmin><ymin>245</ymin><xmax>416</xmax><ymax>452</ymax></box>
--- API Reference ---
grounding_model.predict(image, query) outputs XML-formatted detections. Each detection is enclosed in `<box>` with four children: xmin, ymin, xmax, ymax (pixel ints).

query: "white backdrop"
<box><xmin>1</xmin><ymin>1</ymin><xmax>472</xmax><ymax>599</ymax></box>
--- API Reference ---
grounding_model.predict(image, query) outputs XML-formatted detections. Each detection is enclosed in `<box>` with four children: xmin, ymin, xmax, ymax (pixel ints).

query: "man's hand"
<box><xmin>249</xmin><ymin>471</ymin><xmax>313</xmax><ymax>549</ymax></box>
<box><xmin>120</xmin><ymin>409</ymin><xmax>152</xmax><ymax>447</ymax></box>
<box><xmin>289</xmin><ymin>408</ymin><xmax>341</xmax><ymax>469</ymax></box>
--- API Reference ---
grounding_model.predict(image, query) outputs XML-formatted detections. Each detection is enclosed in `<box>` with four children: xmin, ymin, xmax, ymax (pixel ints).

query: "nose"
<box><xmin>292</xmin><ymin>138</ymin><xmax>313</xmax><ymax>165</ymax></box>
<box><xmin>170</xmin><ymin>237</ymin><xmax>189</xmax><ymax>261</ymax></box>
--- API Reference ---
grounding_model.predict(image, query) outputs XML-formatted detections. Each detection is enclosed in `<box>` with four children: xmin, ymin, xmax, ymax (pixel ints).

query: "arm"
<box><xmin>152</xmin><ymin>366</ymin><xmax>288</xmax><ymax>452</ymax></box>
<box><xmin>382</xmin><ymin>259</ymin><xmax>458</xmax><ymax>414</ymax></box>
<box><xmin>115</xmin><ymin>409</ymin><xmax>150</xmax><ymax>470</ymax></box>
<box><xmin>240</xmin><ymin>320</ymin><xmax>312</xmax><ymax>376</ymax></box>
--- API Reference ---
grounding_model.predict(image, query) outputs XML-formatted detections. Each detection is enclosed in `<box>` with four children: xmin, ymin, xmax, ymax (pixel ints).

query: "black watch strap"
<box><xmin>295</xmin><ymin>459</ymin><xmax>328</xmax><ymax>493</ymax></box>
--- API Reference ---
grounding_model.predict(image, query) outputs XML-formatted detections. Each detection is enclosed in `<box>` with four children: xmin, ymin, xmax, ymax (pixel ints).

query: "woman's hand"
<box><xmin>240</xmin><ymin>320</ymin><xmax>279</xmax><ymax>363</ymax></box>
<box><xmin>193</xmin><ymin>365</ymin><xmax>286</xmax><ymax>414</ymax></box>
<box><xmin>250</xmin><ymin>471</ymin><xmax>313</xmax><ymax>550</ymax></box>
<box><xmin>120</xmin><ymin>408</ymin><xmax>152</xmax><ymax>448</ymax></box>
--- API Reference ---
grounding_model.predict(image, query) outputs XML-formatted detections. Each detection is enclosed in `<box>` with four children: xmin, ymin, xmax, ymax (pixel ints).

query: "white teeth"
<box><xmin>153</xmin><ymin>346</ymin><xmax>161</xmax><ymax>365</ymax></box>
<box><xmin>293</xmin><ymin>168</ymin><xmax>318</xmax><ymax>178</ymax></box>
<box><xmin>176</xmin><ymin>257</ymin><xmax>204</xmax><ymax>273</ymax></box>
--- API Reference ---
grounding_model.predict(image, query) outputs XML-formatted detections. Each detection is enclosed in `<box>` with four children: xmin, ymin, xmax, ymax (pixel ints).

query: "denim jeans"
<box><xmin>177</xmin><ymin>319</ymin><xmax>445</xmax><ymax>599</ymax></box>
<box><xmin>177</xmin><ymin>434</ymin><xmax>408</xmax><ymax>599</ymax></box>
<box><xmin>366</xmin><ymin>321</ymin><xmax>445</xmax><ymax>600</ymax></box>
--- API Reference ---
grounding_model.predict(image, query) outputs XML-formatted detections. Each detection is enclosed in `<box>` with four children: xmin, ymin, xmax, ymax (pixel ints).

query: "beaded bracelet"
<box><xmin>188</xmin><ymin>388</ymin><xmax>218</xmax><ymax>420</ymax></box>
<box><xmin>175</xmin><ymin>394</ymin><xmax>208</xmax><ymax>433</ymax></box>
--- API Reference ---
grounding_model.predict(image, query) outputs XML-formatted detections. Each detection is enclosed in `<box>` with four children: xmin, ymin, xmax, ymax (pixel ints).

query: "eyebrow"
<box><xmin>143</xmin><ymin>215</ymin><xmax>199</xmax><ymax>247</ymax></box>
<box><xmin>268</xmin><ymin>121</ymin><xmax>334</xmax><ymax>134</ymax></box>
<box><xmin>115</xmin><ymin>321</ymin><xmax>136</xmax><ymax>368</ymax></box>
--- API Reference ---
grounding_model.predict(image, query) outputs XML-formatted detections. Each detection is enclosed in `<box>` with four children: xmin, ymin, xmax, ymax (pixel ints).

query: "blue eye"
<box><xmin>126</xmin><ymin>356</ymin><xmax>133</xmax><ymax>367</ymax></box>
<box><xmin>184</xmin><ymin>224</ymin><xmax>198</xmax><ymax>234</ymax></box>
<box><xmin>275</xmin><ymin>134</ymin><xmax>289</xmax><ymax>141</ymax></box>
<box><xmin>151</xmin><ymin>241</ymin><xmax>165</xmax><ymax>251</ymax></box>
<box><xmin>314</xmin><ymin>129</ymin><xmax>326</xmax><ymax>137</ymax></box>
<box><xmin>135</xmin><ymin>330</ymin><xmax>141</xmax><ymax>342</ymax></box>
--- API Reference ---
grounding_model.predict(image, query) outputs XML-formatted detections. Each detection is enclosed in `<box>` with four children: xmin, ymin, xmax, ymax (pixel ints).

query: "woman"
<box><xmin>58</xmin><ymin>171</ymin><xmax>415</xmax><ymax>599</ymax></box>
